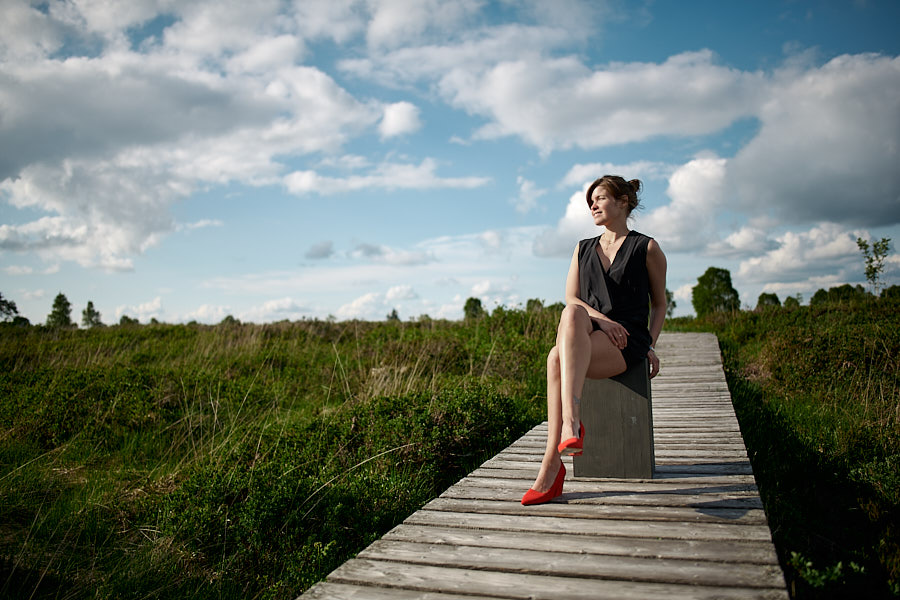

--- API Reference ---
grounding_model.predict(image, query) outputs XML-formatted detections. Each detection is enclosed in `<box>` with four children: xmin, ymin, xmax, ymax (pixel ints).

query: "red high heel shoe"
<box><xmin>557</xmin><ymin>422</ymin><xmax>585</xmax><ymax>457</ymax></box>
<box><xmin>521</xmin><ymin>462</ymin><xmax>566</xmax><ymax>505</ymax></box>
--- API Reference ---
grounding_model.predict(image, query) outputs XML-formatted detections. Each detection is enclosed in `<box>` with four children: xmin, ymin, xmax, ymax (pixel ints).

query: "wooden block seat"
<box><xmin>573</xmin><ymin>359</ymin><xmax>654</xmax><ymax>478</ymax></box>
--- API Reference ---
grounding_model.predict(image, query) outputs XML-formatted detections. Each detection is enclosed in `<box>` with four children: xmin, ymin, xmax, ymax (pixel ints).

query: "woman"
<box><xmin>521</xmin><ymin>175</ymin><xmax>667</xmax><ymax>505</ymax></box>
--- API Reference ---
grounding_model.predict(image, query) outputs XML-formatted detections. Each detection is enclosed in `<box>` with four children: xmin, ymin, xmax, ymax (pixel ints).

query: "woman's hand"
<box><xmin>595</xmin><ymin>318</ymin><xmax>629</xmax><ymax>350</ymax></box>
<box><xmin>648</xmin><ymin>348</ymin><xmax>660</xmax><ymax>378</ymax></box>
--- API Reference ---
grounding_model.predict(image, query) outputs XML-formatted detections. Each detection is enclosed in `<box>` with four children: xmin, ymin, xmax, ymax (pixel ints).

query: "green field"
<box><xmin>1</xmin><ymin>301</ymin><xmax>897</xmax><ymax>598</ymax></box>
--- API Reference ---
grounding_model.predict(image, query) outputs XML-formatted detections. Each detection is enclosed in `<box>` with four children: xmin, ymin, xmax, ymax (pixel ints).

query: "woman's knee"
<box><xmin>547</xmin><ymin>346</ymin><xmax>561</xmax><ymax>379</ymax></box>
<box><xmin>557</xmin><ymin>304</ymin><xmax>590</xmax><ymax>337</ymax></box>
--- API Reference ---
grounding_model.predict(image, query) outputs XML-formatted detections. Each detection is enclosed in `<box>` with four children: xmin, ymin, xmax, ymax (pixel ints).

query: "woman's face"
<box><xmin>590</xmin><ymin>186</ymin><xmax>625</xmax><ymax>226</ymax></box>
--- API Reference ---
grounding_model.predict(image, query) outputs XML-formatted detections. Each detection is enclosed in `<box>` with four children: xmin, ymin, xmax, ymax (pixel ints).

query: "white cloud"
<box><xmin>637</xmin><ymin>156</ymin><xmax>728</xmax><ymax>253</ymax></box>
<box><xmin>561</xmin><ymin>161</ymin><xmax>674</xmax><ymax>188</ymax></box>
<box><xmin>116</xmin><ymin>296</ymin><xmax>164</xmax><ymax>322</ymax></box>
<box><xmin>4</xmin><ymin>265</ymin><xmax>33</xmax><ymax>275</ymax></box>
<box><xmin>736</xmin><ymin>223</ymin><xmax>864</xmax><ymax>284</ymax></box>
<box><xmin>178</xmin><ymin>219</ymin><xmax>224</xmax><ymax>232</ymax></box>
<box><xmin>365</xmin><ymin>0</ymin><xmax>482</xmax><ymax>49</ymax></box>
<box><xmin>707</xmin><ymin>226</ymin><xmax>778</xmax><ymax>257</ymax></box>
<box><xmin>336</xmin><ymin>291</ymin><xmax>382</xmax><ymax>319</ymax></box>
<box><xmin>379</xmin><ymin>101</ymin><xmax>422</xmax><ymax>138</ymax></box>
<box><xmin>728</xmin><ymin>53</ymin><xmax>900</xmax><ymax>227</ymax></box>
<box><xmin>386</xmin><ymin>285</ymin><xmax>417</xmax><ymax>301</ymax></box>
<box><xmin>532</xmin><ymin>187</ymin><xmax>599</xmax><ymax>257</ymax></box>
<box><xmin>284</xmin><ymin>158</ymin><xmax>490</xmax><ymax>195</ymax></box>
<box><xmin>182</xmin><ymin>303</ymin><xmax>232</xmax><ymax>324</ymax></box>
<box><xmin>239</xmin><ymin>297</ymin><xmax>311</xmax><ymax>323</ymax></box>
<box><xmin>512</xmin><ymin>176</ymin><xmax>546</xmax><ymax>215</ymax></box>
<box><xmin>350</xmin><ymin>44</ymin><xmax>765</xmax><ymax>153</ymax></box>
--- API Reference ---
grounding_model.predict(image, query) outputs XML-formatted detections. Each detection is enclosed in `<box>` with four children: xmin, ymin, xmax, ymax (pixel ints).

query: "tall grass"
<box><xmin>0</xmin><ymin>310</ymin><xmax>557</xmax><ymax>599</ymax></box>
<box><xmin>3</xmin><ymin>300</ymin><xmax>897</xmax><ymax>598</ymax></box>
<box><xmin>668</xmin><ymin>298</ymin><xmax>899</xmax><ymax>598</ymax></box>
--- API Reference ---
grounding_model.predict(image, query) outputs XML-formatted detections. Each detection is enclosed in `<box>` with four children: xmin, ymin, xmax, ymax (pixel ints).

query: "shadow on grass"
<box><xmin>726</xmin><ymin>370</ymin><xmax>893</xmax><ymax>598</ymax></box>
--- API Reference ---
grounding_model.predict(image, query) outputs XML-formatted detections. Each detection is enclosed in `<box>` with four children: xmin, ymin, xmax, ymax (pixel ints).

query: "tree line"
<box><xmin>1</xmin><ymin>237</ymin><xmax>891</xmax><ymax>327</ymax></box>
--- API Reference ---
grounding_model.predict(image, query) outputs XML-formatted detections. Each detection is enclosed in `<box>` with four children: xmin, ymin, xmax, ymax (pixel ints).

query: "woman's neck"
<box><xmin>602</xmin><ymin>223</ymin><xmax>629</xmax><ymax>241</ymax></box>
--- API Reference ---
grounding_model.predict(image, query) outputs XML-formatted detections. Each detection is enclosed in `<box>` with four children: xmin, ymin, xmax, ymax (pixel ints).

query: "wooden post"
<box><xmin>573</xmin><ymin>359</ymin><xmax>654</xmax><ymax>478</ymax></box>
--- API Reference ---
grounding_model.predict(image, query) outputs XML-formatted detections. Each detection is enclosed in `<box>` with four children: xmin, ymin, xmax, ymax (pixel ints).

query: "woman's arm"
<box><xmin>565</xmin><ymin>243</ymin><xmax>630</xmax><ymax>349</ymax></box>
<box><xmin>646</xmin><ymin>238</ymin><xmax>668</xmax><ymax>376</ymax></box>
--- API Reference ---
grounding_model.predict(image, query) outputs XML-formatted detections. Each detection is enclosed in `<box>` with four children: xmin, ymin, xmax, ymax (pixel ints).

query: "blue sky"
<box><xmin>2</xmin><ymin>0</ymin><xmax>899</xmax><ymax>324</ymax></box>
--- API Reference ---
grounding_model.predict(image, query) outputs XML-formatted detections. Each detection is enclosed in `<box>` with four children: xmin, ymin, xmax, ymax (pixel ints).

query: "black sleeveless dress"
<box><xmin>577</xmin><ymin>230</ymin><xmax>653</xmax><ymax>368</ymax></box>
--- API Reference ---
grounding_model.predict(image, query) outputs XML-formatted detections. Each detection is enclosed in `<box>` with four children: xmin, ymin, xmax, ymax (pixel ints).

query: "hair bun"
<box><xmin>628</xmin><ymin>179</ymin><xmax>642</xmax><ymax>194</ymax></box>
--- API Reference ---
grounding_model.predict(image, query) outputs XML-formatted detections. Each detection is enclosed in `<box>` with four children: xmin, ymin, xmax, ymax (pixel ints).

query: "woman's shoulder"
<box><xmin>577</xmin><ymin>235</ymin><xmax>601</xmax><ymax>259</ymax></box>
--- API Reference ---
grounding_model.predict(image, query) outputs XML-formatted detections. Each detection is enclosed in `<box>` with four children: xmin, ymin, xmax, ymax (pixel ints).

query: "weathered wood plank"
<box><xmin>383</xmin><ymin>524</ymin><xmax>781</xmax><ymax>565</ymax></box>
<box><xmin>326</xmin><ymin>559</ymin><xmax>789</xmax><ymax>600</ymax></box>
<box><xmin>358</xmin><ymin>540</ymin><xmax>786</xmax><ymax>589</ymax></box>
<box><xmin>405</xmin><ymin>510</ymin><xmax>775</xmax><ymax>542</ymax></box>
<box><xmin>423</xmin><ymin>497</ymin><xmax>768</xmax><ymax>525</ymax></box>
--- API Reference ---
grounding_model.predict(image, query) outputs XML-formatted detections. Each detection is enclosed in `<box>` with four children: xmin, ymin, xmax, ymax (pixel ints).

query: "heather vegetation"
<box><xmin>0</xmin><ymin>291</ymin><xmax>897</xmax><ymax>598</ymax></box>
<box><xmin>0</xmin><ymin>308</ymin><xmax>558</xmax><ymax>598</ymax></box>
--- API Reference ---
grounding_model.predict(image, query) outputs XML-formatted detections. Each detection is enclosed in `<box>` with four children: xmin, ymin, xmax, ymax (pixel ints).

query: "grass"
<box><xmin>0</xmin><ymin>311</ymin><xmax>556</xmax><ymax>598</ymax></box>
<box><xmin>1</xmin><ymin>299</ymin><xmax>897</xmax><ymax>598</ymax></box>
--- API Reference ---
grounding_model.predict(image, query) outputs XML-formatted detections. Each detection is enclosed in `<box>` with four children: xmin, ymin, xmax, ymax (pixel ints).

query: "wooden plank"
<box><xmin>422</xmin><ymin>497</ymin><xmax>768</xmax><ymax>525</ymax></box>
<box><xmin>405</xmin><ymin>510</ymin><xmax>775</xmax><ymax>542</ymax></box>
<box><xmin>326</xmin><ymin>559</ymin><xmax>789</xmax><ymax>600</ymax></box>
<box><xmin>359</xmin><ymin>540</ymin><xmax>786</xmax><ymax>589</ymax></box>
<box><xmin>383</xmin><ymin>524</ymin><xmax>781</xmax><ymax>565</ymax></box>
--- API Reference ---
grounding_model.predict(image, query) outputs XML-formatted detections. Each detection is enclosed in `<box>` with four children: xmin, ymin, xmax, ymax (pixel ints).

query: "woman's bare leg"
<box><xmin>557</xmin><ymin>305</ymin><xmax>594</xmax><ymax>442</ymax></box>
<box><xmin>530</xmin><ymin>346</ymin><xmax>564</xmax><ymax>492</ymax></box>
<box><xmin>529</xmin><ymin>311</ymin><xmax>629</xmax><ymax>493</ymax></box>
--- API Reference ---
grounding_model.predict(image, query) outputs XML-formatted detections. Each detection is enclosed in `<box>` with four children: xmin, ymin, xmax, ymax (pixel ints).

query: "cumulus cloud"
<box><xmin>532</xmin><ymin>187</ymin><xmax>599</xmax><ymax>257</ymax></box>
<box><xmin>728</xmin><ymin>54</ymin><xmax>900</xmax><ymax>227</ymax></box>
<box><xmin>736</xmin><ymin>223</ymin><xmax>864</xmax><ymax>284</ymax></box>
<box><xmin>284</xmin><ymin>158</ymin><xmax>490</xmax><ymax>195</ymax></box>
<box><xmin>348</xmin><ymin>44</ymin><xmax>765</xmax><ymax>152</ymax></box>
<box><xmin>379</xmin><ymin>101</ymin><xmax>422</xmax><ymax>138</ymax></box>
<box><xmin>336</xmin><ymin>291</ymin><xmax>382</xmax><ymax>319</ymax></box>
<box><xmin>561</xmin><ymin>161</ymin><xmax>674</xmax><ymax>188</ymax></box>
<box><xmin>386</xmin><ymin>284</ymin><xmax>417</xmax><ymax>301</ymax></box>
<box><xmin>239</xmin><ymin>297</ymin><xmax>311</xmax><ymax>323</ymax></box>
<box><xmin>116</xmin><ymin>296</ymin><xmax>164</xmax><ymax>322</ymax></box>
<box><xmin>638</xmin><ymin>156</ymin><xmax>728</xmax><ymax>252</ymax></box>
<box><xmin>512</xmin><ymin>176</ymin><xmax>546</xmax><ymax>215</ymax></box>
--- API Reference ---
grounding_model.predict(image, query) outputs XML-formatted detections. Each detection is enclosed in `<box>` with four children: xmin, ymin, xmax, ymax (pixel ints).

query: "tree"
<box><xmin>756</xmin><ymin>292</ymin><xmax>780</xmax><ymax>309</ymax></box>
<box><xmin>882</xmin><ymin>284</ymin><xmax>900</xmax><ymax>301</ymax></box>
<box><xmin>46</xmin><ymin>292</ymin><xmax>74</xmax><ymax>328</ymax></box>
<box><xmin>0</xmin><ymin>292</ymin><xmax>18</xmax><ymax>322</ymax></box>
<box><xmin>857</xmin><ymin>237</ymin><xmax>892</xmax><ymax>296</ymax></box>
<box><xmin>463</xmin><ymin>297</ymin><xmax>484</xmax><ymax>320</ymax></box>
<box><xmin>691</xmin><ymin>267</ymin><xmax>740</xmax><ymax>317</ymax></box>
<box><xmin>119</xmin><ymin>315</ymin><xmax>139</xmax><ymax>326</ymax></box>
<box><xmin>82</xmin><ymin>301</ymin><xmax>103</xmax><ymax>328</ymax></box>
<box><xmin>525</xmin><ymin>298</ymin><xmax>544</xmax><ymax>313</ymax></box>
<box><xmin>783</xmin><ymin>295</ymin><xmax>801</xmax><ymax>309</ymax></box>
<box><xmin>665</xmin><ymin>288</ymin><xmax>676</xmax><ymax>318</ymax></box>
<box><xmin>386</xmin><ymin>308</ymin><xmax>400</xmax><ymax>321</ymax></box>
<box><xmin>810</xmin><ymin>284</ymin><xmax>868</xmax><ymax>306</ymax></box>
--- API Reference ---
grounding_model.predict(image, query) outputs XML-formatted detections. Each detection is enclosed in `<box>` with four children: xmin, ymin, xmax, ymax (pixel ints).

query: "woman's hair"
<box><xmin>585</xmin><ymin>175</ymin><xmax>642</xmax><ymax>215</ymax></box>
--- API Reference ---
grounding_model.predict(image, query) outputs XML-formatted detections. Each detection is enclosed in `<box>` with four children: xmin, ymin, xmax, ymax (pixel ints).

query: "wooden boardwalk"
<box><xmin>302</xmin><ymin>332</ymin><xmax>789</xmax><ymax>599</ymax></box>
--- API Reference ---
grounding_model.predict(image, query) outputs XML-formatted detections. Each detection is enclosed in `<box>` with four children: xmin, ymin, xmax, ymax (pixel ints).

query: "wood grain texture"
<box><xmin>298</xmin><ymin>332</ymin><xmax>789</xmax><ymax>600</ymax></box>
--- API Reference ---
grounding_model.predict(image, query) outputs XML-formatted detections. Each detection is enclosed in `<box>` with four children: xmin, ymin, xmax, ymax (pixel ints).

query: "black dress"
<box><xmin>577</xmin><ymin>230</ymin><xmax>653</xmax><ymax>368</ymax></box>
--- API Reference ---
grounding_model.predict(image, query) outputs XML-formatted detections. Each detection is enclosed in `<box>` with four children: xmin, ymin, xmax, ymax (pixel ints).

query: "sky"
<box><xmin>2</xmin><ymin>0</ymin><xmax>899</xmax><ymax>325</ymax></box>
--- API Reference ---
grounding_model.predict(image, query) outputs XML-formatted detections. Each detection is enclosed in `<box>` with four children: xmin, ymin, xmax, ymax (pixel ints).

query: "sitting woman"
<box><xmin>522</xmin><ymin>175</ymin><xmax>668</xmax><ymax>505</ymax></box>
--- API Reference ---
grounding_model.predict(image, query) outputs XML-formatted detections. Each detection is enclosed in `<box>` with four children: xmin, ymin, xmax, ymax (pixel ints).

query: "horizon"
<box><xmin>2</xmin><ymin>0</ymin><xmax>900</xmax><ymax>325</ymax></box>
